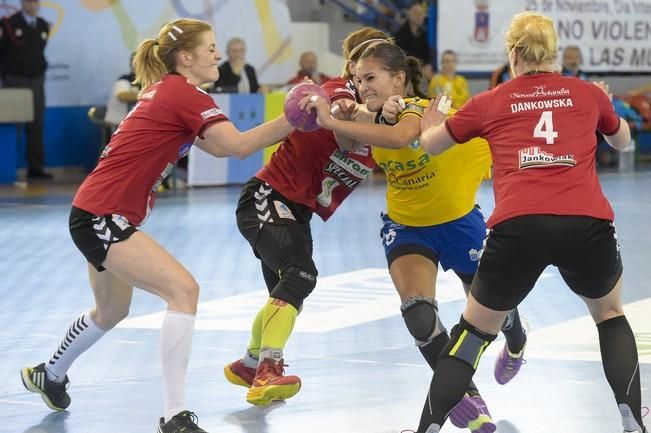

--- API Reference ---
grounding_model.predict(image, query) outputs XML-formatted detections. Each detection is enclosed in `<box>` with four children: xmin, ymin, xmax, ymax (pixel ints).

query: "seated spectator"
<box><xmin>427</xmin><ymin>50</ymin><xmax>470</xmax><ymax>109</ymax></box>
<box><xmin>214</xmin><ymin>37</ymin><xmax>260</xmax><ymax>93</ymax></box>
<box><xmin>560</xmin><ymin>45</ymin><xmax>588</xmax><ymax>80</ymax></box>
<box><xmin>357</xmin><ymin>0</ymin><xmax>396</xmax><ymax>32</ymax></box>
<box><xmin>394</xmin><ymin>3</ymin><xmax>432</xmax><ymax>79</ymax></box>
<box><xmin>105</xmin><ymin>53</ymin><xmax>140</xmax><ymax>126</ymax></box>
<box><xmin>287</xmin><ymin>51</ymin><xmax>331</xmax><ymax>85</ymax></box>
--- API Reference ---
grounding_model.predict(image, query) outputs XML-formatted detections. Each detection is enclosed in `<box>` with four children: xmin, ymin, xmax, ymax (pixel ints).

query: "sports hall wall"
<box><xmin>1</xmin><ymin>0</ymin><xmax>650</xmax><ymax>183</ymax></box>
<box><xmin>0</xmin><ymin>0</ymin><xmax>298</xmax><ymax>182</ymax></box>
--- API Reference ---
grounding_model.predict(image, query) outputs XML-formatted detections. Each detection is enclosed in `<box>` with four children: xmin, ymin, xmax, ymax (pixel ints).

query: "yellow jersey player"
<box><xmin>304</xmin><ymin>42</ymin><xmax>528</xmax><ymax>433</ymax></box>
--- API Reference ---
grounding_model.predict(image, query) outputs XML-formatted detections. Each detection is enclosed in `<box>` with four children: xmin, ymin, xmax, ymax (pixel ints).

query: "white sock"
<box><xmin>45</xmin><ymin>310</ymin><xmax>106</xmax><ymax>383</ymax></box>
<box><xmin>259</xmin><ymin>348</ymin><xmax>283</xmax><ymax>362</ymax></box>
<box><xmin>242</xmin><ymin>351</ymin><xmax>258</xmax><ymax>368</ymax></box>
<box><xmin>161</xmin><ymin>310</ymin><xmax>195</xmax><ymax>422</ymax></box>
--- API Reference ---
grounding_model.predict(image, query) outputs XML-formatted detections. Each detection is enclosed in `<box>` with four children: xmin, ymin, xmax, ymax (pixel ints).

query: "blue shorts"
<box><xmin>380</xmin><ymin>206</ymin><xmax>486</xmax><ymax>278</ymax></box>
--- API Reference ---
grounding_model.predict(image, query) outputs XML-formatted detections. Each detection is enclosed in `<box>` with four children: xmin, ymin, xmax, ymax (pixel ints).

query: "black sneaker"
<box><xmin>158</xmin><ymin>411</ymin><xmax>208</xmax><ymax>433</ymax></box>
<box><xmin>20</xmin><ymin>363</ymin><xmax>70</xmax><ymax>411</ymax></box>
<box><xmin>26</xmin><ymin>169</ymin><xmax>54</xmax><ymax>180</ymax></box>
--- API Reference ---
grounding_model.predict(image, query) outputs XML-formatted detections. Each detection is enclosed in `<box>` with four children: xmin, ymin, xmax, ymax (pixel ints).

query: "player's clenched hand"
<box><xmin>381</xmin><ymin>95</ymin><xmax>405</xmax><ymax>124</ymax></box>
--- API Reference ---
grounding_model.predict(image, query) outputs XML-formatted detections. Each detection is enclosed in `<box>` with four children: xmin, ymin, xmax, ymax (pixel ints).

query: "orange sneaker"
<box><xmin>224</xmin><ymin>359</ymin><xmax>256</xmax><ymax>388</ymax></box>
<box><xmin>245</xmin><ymin>358</ymin><xmax>301</xmax><ymax>406</ymax></box>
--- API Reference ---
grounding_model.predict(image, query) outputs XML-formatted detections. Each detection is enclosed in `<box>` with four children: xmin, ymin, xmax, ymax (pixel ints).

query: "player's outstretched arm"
<box><xmin>195</xmin><ymin>115</ymin><xmax>293</xmax><ymax>159</ymax></box>
<box><xmin>302</xmin><ymin>92</ymin><xmax>419</xmax><ymax>150</ymax></box>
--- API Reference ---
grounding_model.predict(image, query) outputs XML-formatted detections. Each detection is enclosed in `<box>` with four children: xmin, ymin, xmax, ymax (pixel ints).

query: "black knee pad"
<box><xmin>270</xmin><ymin>262</ymin><xmax>318</xmax><ymax>310</ymax></box>
<box><xmin>401</xmin><ymin>297</ymin><xmax>446</xmax><ymax>343</ymax></box>
<box><xmin>446</xmin><ymin>316</ymin><xmax>497</xmax><ymax>369</ymax></box>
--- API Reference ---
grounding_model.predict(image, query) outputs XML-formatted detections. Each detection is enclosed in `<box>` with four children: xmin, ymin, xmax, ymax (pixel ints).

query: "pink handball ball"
<box><xmin>284</xmin><ymin>82</ymin><xmax>328</xmax><ymax>132</ymax></box>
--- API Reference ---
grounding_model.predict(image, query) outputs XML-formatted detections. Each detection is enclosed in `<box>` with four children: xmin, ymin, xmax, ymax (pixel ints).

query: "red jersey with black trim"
<box><xmin>257</xmin><ymin>77</ymin><xmax>375</xmax><ymax>221</ymax></box>
<box><xmin>446</xmin><ymin>72</ymin><xmax>620</xmax><ymax>227</ymax></box>
<box><xmin>73</xmin><ymin>73</ymin><xmax>228</xmax><ymax>225</ymax></box>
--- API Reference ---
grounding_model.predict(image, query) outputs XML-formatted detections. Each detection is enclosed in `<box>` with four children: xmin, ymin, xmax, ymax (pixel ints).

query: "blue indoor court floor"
<box><xmin>0</xmin><ymin>172</ymin><xmax>649</xmax><ymax>433</ymax></box>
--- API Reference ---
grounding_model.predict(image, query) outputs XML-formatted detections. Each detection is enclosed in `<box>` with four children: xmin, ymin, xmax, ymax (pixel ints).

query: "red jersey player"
<box><xmin>410</xmin><ymin>12</ymin><xmax>645</xmax><ymax>433</ymax></box>
<box><xmin>222</xmin><ymin>28</ymin><xmax>391</xmax><ymax>407</ymax></box>
<box><xmin>20</xmin><ymin>18</ymin><xmax>293</xmax><ymax>433</ymax></box>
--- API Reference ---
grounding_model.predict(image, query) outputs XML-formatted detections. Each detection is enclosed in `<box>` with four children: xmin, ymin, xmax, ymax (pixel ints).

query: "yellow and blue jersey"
<box><xmin>372</xmin><ymin>97</ymin><xmax>491</xmax><ymax>227</ymax></box>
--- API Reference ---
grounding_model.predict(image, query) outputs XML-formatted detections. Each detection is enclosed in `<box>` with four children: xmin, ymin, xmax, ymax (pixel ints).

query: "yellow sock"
<box><xmin>259</xmin><ymin>297</ymin><xmax>298</xmax><ymax>352</ymax></box>
<box><xmin>247</xmin><ymin>305</ymin><xmax>265</xmax><ymax>358</ymax></box>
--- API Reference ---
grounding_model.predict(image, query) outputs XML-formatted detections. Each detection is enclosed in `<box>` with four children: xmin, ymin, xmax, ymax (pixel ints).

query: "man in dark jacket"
<box><xmin>393</xmin><ymin>3</ymin><xmax>432</xmax><ymax>79</ymax></box>
<box><xmin>0</xmin><ymin>0</ymin><xmax>51</xmax><ymax>179</ymax></box>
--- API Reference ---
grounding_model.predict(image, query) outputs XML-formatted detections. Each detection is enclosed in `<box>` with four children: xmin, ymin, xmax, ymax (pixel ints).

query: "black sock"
<box><xmin>417</xmin><ymin>317</ymin><xmax>496</xmax><ymax>433</ymax></box>
<box><xmin>501</xmin><ymin>308</ymin><xmax>526</xmax><ymax>353</ymax></box>
<box><xmin>419</xmin><ymin>331</ymin><xmax>479</xmax><ymax>394</ymax></box>
<box><xmin>597</xmin><ymin>315</ymin><xmax>644</xmax><ymax>431</ymax></box>
<box><xmin>417</xmin><ymin>356</ymin><xmax>476</xmax><ymax>433</ymax></box>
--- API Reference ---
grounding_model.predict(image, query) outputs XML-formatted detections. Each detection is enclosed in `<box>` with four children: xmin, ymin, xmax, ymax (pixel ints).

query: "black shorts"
<box><xmin>69</xmin><ymin>206</ymin><xmax>138</xmax><ymax>271</ymax></box>
<box><xmin>236</xmin><ymin>178</ymin><xmax>315</xmax><ymax>285</ymax></box>
<box><xmin>472</xmin><ymin>214</ymin><xmax>623</xmax><ymax>311</ymax></box>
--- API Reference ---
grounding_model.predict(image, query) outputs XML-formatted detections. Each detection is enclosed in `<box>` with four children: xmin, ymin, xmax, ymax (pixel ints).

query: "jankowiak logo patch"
<box><xmin>519</xmin><ymin>146</ymin><xmax>576</xmax><ymax>169</ymax></box>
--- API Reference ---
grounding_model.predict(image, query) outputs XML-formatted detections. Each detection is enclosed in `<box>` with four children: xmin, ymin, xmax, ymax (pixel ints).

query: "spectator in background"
<box><xmin>489</xmin><ymin>62</ymin><xmax>511</xmax><ymax>89</ymax></box>
<box><xmin>394</xmin><ymin>3</ymin><xmax>432</xmax><ymax>80</ymax></box>
<box><xmin>428</xmin><ymin>50</ymin><xmax>470</xmax><ymax>109</ymax></box>
<box><xmin>357</xmin><ymin>0</ymin><xmax>396</xmax><ymax>32</ymax></box>
<box><xmin>214</xmin><ymin>37</ymin><xmax>260</xmax><ymax>93</ymax></box>
<box><xmin>561</xmin><ymin>45</ymin><xmax>587</xmax><ymax>80</ymax></box>
<box><xmin>0</xmin><ymin>0</ymin><xmax>51</xmax><ymax>179</ymax></box>
<box><xmin>105</xmin><ymin>53</ymin><xmax>140</xmax><ymax>126</ymax></box>
<box><xmin>287</xmin><ymin>51</ymin><xmax>331</xmax><ymax>85</ymax></box>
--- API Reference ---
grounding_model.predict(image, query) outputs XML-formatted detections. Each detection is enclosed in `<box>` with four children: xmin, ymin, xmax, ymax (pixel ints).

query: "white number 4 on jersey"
<box><xmin>534</xmin><ymin>111</ymin><xmax>558</xmax><ymax>144</ymax></box>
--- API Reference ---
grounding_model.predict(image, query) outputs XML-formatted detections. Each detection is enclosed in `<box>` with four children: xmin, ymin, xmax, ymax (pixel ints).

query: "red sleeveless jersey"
<box><xmin>446</xmin><ymin>73</ymin><xmax>620</xmax><ymax>227</ymax></box>
<box><xmin>73</xmin><ymin>74</ymin><xmax>228</xmax><ymax>225</ymax></box>
<box><xmin>257</xmin><ymin>78</ymin><xmax>375</xmax><ymax>221</ymax></box>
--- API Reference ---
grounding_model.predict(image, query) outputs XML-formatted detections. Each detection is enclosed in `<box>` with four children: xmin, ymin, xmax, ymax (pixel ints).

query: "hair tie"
<box><xmin>348</xmin><ymin>38</ymin><xmax>389</xmax><ymax>60</ymax></box>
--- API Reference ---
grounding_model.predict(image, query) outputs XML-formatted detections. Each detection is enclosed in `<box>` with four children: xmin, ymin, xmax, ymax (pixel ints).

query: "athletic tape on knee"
<box><xmin>270</xmin><ymin>264</ymin><xmax>317</xmax><ymax>309</ymax></box>
<box><xmin>401</xmin><ymin>296</ymin><xmax>446</xmax><ymax>344</ymax></box>
<box><xmin>446</xmin><ymin>317</ymin><xmax>497</xmax><ymax>369</ymax></box>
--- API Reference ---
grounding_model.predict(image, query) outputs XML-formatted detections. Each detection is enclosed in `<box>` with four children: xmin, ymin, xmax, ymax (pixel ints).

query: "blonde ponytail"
<box><xmin>133</xmin><ymin>39</ymin><xmax>167</xmax><ymax>92</ymax></box>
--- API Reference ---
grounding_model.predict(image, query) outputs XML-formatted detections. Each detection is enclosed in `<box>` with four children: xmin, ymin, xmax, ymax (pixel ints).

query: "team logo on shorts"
<box><xmin>273</xmin><ymin>200</ymin><xmax>296</xmax><ymax>221</ymax></box>
<box><xmin>468</xmin><ymin>248</ymin><xmax>482</xmax><ymax>261</ymax></box>
<box><xmin>383</xmin><ymin>228</ymin><xmax>397</xmax><ymax>246</ymax></box>
<box><xmin>111</xmin><ymin>214</ymin><xmax>131</xmax><ymax>231</ymax></box>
